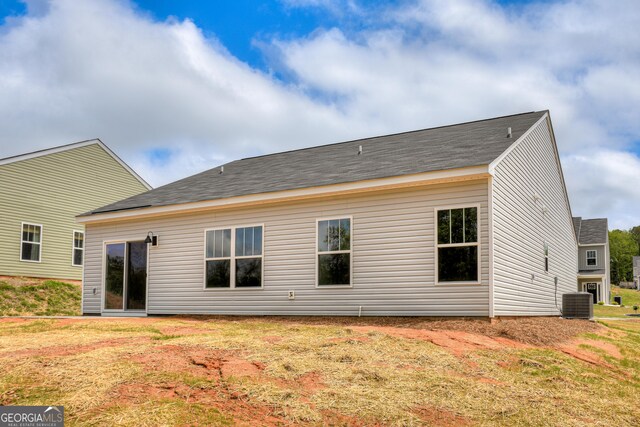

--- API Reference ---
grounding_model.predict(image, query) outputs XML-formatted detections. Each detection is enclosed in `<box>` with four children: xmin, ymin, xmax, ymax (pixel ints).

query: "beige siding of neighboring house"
<box><xmin>578</xmin><ymin>245</ymin><xmax>606</xmax><ymax>271</ymax></box>
<box><xmin>491</xmin><ymin>115</ymin><xmax>578</xmax><ymax>315</ymax></box>
<box><xmin>0</xmin><ymin>143</ymin><xmax>149</xmax><ymax>280</ymax></box>
<box><xmin>82</xmin><ymin>180</ymin><xmax>490</xmax><ymax>315</ymax></box>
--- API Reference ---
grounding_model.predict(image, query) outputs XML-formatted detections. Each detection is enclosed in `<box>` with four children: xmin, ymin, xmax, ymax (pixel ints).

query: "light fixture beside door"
<box><xmin>144</xmin><ymin>231</ymin><xmax>158</xmax><ymax>247</ymax></box>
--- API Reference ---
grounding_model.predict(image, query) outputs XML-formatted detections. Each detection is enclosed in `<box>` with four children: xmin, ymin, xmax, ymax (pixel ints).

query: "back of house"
<box><xmin>573</xmin><ymin>217</ymin><xmax>610</xmax><ymax>303</ymax></box>
<box><xmin>0</xmin><ymin>140</ymin><xmax>151</xmax><ymax>280</ymax></box>
<box><xmin>78</xmin><ymin>110</ymin><xmax>578</xmax><ymax>317</ymax></box>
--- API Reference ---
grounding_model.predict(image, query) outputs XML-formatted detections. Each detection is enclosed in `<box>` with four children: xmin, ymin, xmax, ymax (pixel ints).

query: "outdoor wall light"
<box><xmin>144</xmin><ymin>231</ymin><xmax>158</xmax><ymax>246</ymax></box>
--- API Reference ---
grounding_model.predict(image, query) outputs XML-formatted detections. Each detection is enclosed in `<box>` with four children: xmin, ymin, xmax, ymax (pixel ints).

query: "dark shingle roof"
<box><xmin>573</xmin><ymin>217</ymin><xmax>608</xmax><ymax>245</ymax></box>
<box><xmin>86</xmin><ymin>111</ymin><xmax>547</xmax><ymax>215</ymax></box>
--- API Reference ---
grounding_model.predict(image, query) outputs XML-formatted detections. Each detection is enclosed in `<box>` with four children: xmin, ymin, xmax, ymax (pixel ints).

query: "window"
<box><xmin>72</xmin><ymin>231</ymin><xmax>84</xmax><ymax>266</ymax></box>
<box><xmin>586</xmin><ymin>250</ymin><xmax>597</xmax><ymax>266</ymax></box>
<box><xmin>543</xmin><ymin>243</ymin><xmax>549</xmax><ymax>272</ymax></box>
<box><xmin>20</xmin><ymin>223</ymin><xmax>42</xmax><ymax>262</ymax></box>
<box><xmin>317</xmin><ymin>218</ymin><xmax>351</xmax><ymax>286</ymax></box>
<box><xmin>436</xmin><ymin>207</ymin><xmax>478</xmax><ymax>283</ymax></box>
<box><xmin>205</xmin><ymin>226</ymin><xmax>263</xmax><ymax>288</ymax></box>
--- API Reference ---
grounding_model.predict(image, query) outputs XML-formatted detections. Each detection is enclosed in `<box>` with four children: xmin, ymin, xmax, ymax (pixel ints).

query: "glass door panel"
<box><xmin>126</xmin><ymin>241</ymin><xmax>147</xmax><ymax>310</ymax></box>
<box><xmin>104</xmin><ymin>243</ymin><xmax>125</xmax><ymax>309</ymax></box>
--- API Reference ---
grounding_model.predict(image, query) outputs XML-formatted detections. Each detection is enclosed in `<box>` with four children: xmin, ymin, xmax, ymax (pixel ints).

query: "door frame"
<box><xmin>101</xmin><ymin>239</ymin><xmax>149</xmax><ymax>315</ymax></box>
<box><xmin>582</xmin><ymin>281</ymin><xmax>601</xmax><ymax>304</ymax></box>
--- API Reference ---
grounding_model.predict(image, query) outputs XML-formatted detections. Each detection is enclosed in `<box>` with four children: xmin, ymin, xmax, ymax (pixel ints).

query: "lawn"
<box><xmin>594</xmin><ymin>286</ymin><xmax>640</xmax><ymax>318</ymax></box>
<box><xmin>0</xmin><ymin>316</ymin><xmax>638</xmax><ymax>426</ymax></box>
<box><xmin>0</xmin><ymin>276</ymin><xmax>81</xmax><ymax>316</ymax></box>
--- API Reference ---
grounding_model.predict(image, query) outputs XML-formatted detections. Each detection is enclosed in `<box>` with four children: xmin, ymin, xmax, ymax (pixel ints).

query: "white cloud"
<box><xmin>0</xmin><ymin>0</ymin><xmax>639</xmax><ymax>228</ymax></box>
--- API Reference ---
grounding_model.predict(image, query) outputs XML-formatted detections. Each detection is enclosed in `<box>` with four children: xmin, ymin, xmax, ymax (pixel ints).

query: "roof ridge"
<box><xmin>239</xmin><ymin>110</ymin><xmax>543</xmax><ymax>162</ymax></box>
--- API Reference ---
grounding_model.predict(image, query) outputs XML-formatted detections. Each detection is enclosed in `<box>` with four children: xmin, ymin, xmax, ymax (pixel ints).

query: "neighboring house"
<box><xmin>78</xmin><ymin>110</ymin><xmax>578</xmax><ymax>317</ymax></box>
<box><xmin>633</xmin><ymin>256</ymin><xmax>640</xmax><ymax>290</ymax></box>
<box><xmin>0</xmin><ymin>140</ymin><xmax>151</xmax><ymax>280</ymax></box>
<box><xmin>572</xmin><ymin>217</ymin><xmax>610</xmax><ymax>304</ymax></box>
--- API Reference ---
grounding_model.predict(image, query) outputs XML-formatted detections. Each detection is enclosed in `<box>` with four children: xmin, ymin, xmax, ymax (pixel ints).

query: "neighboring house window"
<box><xmin>20</xmin><ymin>223</ymin><xmax>42</xmax><ymax>262</ymax></box>
<box><xmin>317</xmin><ymin>218</ymin><xmax>351</xmax><ymax>286</ymax></box>
<box><xmin>586</xmin><ymin>250</ymin><xmax>597</xmax><ymax>266</ymax></box>
<box><xmin>544</xmin><ymin>243</ymin><xmax>549</xmax><ymax>272</ymax></box>
<box><xmin>72</xmin><ymin>231</ymin><xmax>84</xmax><ymax>266</ymax></box>
<box><xmin>436</xmin><ymin>207</ymin><xmax>478</xmax><ymax>283</ymax></box>
<box><xmin>205</xmin><ymin>226</ymin><xmax>263</xmax><ymax>288</ymax></box>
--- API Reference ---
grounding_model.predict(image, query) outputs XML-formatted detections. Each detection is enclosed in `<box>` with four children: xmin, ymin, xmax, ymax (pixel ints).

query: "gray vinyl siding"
<box><xmin>492</xmin><ymin>117</ymin><xmax>578</xmax><ymax>316</ymax></box>
<box><xmin>578</xmin><ymin>245</ymin><xmax>605</xmax><ymax>271</ymax></box>
<box><xmin>82</xmin><ymin>180</ymin><xmax>490</xmax><ymax>315</ymax></box>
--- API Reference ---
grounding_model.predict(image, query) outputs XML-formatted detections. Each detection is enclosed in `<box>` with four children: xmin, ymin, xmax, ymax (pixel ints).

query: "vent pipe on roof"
<box><xmin>220</xmin><ymin>166</ymin><xmax>224</xmax><ymax>174</ymax></box>
<box><xmin>507</xmin><ymin>127</ymin><xmax>512</xmax><ymax>138</ymax></box>
<box><xmin>358</xmin><ymin>145</ymin><xmax>363</xmax><ymax>155</ymax></box>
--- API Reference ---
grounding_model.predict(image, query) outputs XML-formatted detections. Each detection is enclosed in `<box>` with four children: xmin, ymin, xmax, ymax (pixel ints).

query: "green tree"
<box><xmin>630</xmin><ymin>225</ymin><xmax>640</xmax><ymax>255</ymax></box>
<box><xmin>609</xmin><ymin>229</ymin><xmax>638</xmax><ymax>284</ymax></box>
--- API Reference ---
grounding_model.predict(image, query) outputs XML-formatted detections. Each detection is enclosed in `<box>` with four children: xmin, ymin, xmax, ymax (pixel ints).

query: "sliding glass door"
<box><xmin>104</xmin><ymin>241</ymin><xmax>147</xmax><ymax>311</ymax></box>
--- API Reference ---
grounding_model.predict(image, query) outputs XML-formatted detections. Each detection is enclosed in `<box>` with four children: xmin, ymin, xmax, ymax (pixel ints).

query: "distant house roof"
<box><xmin>85</xmin><ymin>110</ymin><xmax>547</xmax><ymax>215</ymax></box>
<box><xmin>578</xmin><ymin>269</ymin><xmax>606</xmax><ymax>276</ymax></box>
<box><xmin>572</xmin><ymin>217</ymin><xmax>608</xmax><ymax>245</ymax></box>
<box><xmin>0</xmin><ymin>139</ymin><xmax>152</xmax><ymax>190</ymax></box>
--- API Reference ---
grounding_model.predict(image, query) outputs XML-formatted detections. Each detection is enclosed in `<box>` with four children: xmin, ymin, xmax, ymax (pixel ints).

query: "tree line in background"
<box><xmin>610</xmin><ymin>226</ymin><xmax>640</xmax><ymax>284</ymax></box>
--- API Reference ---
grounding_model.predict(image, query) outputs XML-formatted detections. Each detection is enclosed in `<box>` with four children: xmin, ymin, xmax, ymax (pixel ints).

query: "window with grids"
<box><xmin>544</xmin><ymin>243</ymin><xmax>549</xmax><ymax>272</ymax></box>
<box><xmin>586</xmin><ymin>250</ymin><xmax>597</xmax><ymax>266</ymax></box>
<box><xmin>436</xmin><ymin>207</ymin><xmax>478</xmax><ymax>283</ymax></box>
<box><xmin>205</xmin><ymin>226</ymin><xmax>263</xmax><ymax>288</ymax></box>
<box><xmin>20</xmin><ymin>223</ymin><xmax>42</xmax><ymax>262</ymax></box>
<box><xmin>73</xmin><ymin>231</ymin><xmax>84</xmax><ymax>266</ymax></box>
<box><xmin>317</xmin><ymin>218</ymin><xmax>351</xmax><ymax>286</ymax></box>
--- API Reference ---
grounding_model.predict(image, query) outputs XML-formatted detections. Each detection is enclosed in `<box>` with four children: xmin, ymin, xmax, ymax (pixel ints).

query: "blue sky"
<box><xmin>0</xmin><ymin>0</ymin><xmax>639</xmax><ymax>228</ymax></box>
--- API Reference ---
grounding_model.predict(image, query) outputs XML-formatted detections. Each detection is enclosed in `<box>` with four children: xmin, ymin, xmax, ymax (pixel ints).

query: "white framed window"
<box><xmin>20</xmin><ymin>222</ymin><xmax>42</xmax><ymax>262</ymax></box>
<box><xmin>204</xmin><ymin>225</ymin><xmax>263</xmax><ymax>289</ymax></box>
<box><xmin>316</xmin><ymin>217</ymin><xmax>352</xmax><ymax>287</ymax></box>
<box><xmin>435</xmin><ymin>206</ymin><xmax>479</xmax><ymax>284</ymax></box>
<box><xmin>544</xmin><ymin>243</ymin><xmax>549</xmax><ymax>272</ymax></box>
<box><xmin>586</xmin><ymin>250</ymin><xmax>597</xmax><ymax>267</ymax></box>
<box><xmin>72</xmin><ymin>231</ymin><xmax>84</xmax><ymax>266</ymax></box>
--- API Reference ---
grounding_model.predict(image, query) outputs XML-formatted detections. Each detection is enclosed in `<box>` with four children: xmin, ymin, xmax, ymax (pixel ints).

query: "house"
<box><xmin>0</xmin><ymin>140</ymin><xmax>151</xmax><ymax>280</ymax></box>
<box><xmin>572</xmin><ymin>217</ymin><xmax>610</xmax><ymax>303</ymax></box>
<box><xmin>78</xmin><ymin>110</ymin><xmax>578</xmax><ymax>317</ymax></box>
<box><xmin>633</xmin><ymin>256</ymin><xmax>640</xmax><ymax>290</ymax></box>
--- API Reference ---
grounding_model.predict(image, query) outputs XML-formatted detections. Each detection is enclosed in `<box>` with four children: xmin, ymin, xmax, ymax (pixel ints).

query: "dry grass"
<box><xmin>0</xmin><ymin>316</ymin><xmax>638</xmax><ymax>426</ymax></box>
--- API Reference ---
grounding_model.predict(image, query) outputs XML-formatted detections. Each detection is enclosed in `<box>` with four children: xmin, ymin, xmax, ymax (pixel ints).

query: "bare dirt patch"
<box><xmin>115</xmin><ymin>382</ymin><xmax>291</xmax><ymax>427</ymax></box>
<box><xmin>413</xmin><ymin>405</ymin><xmax>472</xmax><ymax>427</ymax></box>
<box><xmin>177</xmin><ymin>315</ymin><xmax>601</xmax><ymax>346</ymax></box>
<box><xmin>157</xmin><ymin>326</ymin><xmax>212</xmax><ymax>336</ymax></box>
<box><xmin>1</xmin><ymin>337</ymin><xmax>150</xmax><ymax>358</ymax></box>
<box><xmin>351</xmin><ymin>326</ymin><xmax>530</xmax><ymax>356</ymax></box>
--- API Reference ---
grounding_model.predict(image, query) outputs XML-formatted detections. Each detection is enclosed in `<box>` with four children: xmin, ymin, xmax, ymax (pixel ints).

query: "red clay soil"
<box><xmin>115</xmin><ymin>382</ymin><xmax>291</xmax><ymax>427</ymax></box>
<box><xmin>0</xmin><ymin>337</ymin><xmax>152</xmax><ymax>358</ymax></box>
<box><xmin>351</xmin><ymin>326</ymin><xmax>531</xmax><ymax>356</ymax></box>
<box><xmin>413</xmin><ymin>405</ymin><xmax>472</xmax><ymax>427</ymax></box>
<box><xmin>174</xmin><ymin>315</ymin><xmax>602</xmax><ymax>346</ymax></box>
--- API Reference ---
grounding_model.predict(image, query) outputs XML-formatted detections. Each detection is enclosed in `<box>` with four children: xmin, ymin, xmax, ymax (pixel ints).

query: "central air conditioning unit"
<box><xmin>562</xmin><ymin>293</ymin><xmax>593</xmax><ymax>319</ymax></box>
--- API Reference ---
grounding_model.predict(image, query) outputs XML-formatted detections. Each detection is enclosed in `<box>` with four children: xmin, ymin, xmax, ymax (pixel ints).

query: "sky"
<box><xmin>0</xmin><ymin>0</ymin><xmax>639</xmax><ymax>228</ymax></box>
